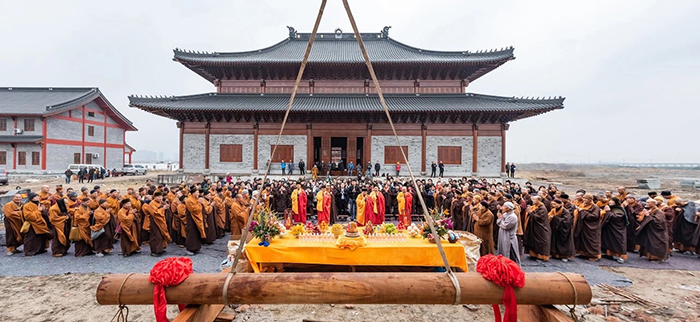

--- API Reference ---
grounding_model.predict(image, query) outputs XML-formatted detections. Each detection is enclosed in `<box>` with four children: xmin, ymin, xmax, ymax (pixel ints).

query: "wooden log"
<box><xmin>96</xmin><ymin>272</ymin><xmax>591</xmax><ymax>306</ymax></box>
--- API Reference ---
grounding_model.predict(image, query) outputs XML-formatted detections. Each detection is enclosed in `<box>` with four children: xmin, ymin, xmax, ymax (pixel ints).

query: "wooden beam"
<box><xmin>518</xmin><ymin>305</ymin><xmax>574</xmax><ymax>322</ymax></box>
<box><xmin>172</xmin><ymin>305</ymin><xmax>225</xmax><ymax>322</ymax></box>
<box><xmin>96</xmin><ymin>272</ymin><xmax>591</xmax><ymax>306</ymax></box>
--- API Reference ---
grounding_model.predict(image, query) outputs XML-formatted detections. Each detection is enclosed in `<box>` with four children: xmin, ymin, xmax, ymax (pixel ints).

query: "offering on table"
<box><xmin>397</xmin><ymin>221</ymin><xmax>406</xmax><ymax>230</ymax></box>
<box><xmin>331</xmin><ymin>224</ymin><xmax>345</xmax><ymax>238</ymax></box>
<box><xmin>318</xmin><ymin>221</ymin><xmax>329</xmax><ymax>233</ymax></box>
<box><xmin>363</xmin><ymin>221</ymin><xmax>374</xmax><ymax>235</ymax></box>
<box><xmin>291</xmin><ymin>224</ymin><xmax>306</xmax><ymax>238</ymax></box>
<box><xmin>345</xmin><ymin>222</ymin><xmax>360</xmax><ymax>238</ymax></box>
<box><xmin>406</xmin><ymin>223</ymin><xmax>421</xmax><ymax>238</ymax></box>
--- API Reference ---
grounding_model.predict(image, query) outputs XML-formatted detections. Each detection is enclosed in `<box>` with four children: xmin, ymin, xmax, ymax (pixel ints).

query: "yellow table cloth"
<box><xmin>245</xmin><ymin>236</ymin><xmax>468</xmax><ymax>273</ymax></box>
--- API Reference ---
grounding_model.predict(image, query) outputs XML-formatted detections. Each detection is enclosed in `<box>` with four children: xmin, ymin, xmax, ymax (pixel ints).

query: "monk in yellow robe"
<box><xmin>148</xmin><ymin>193</ymin><xmax>171</xmax><ymax>256</ymax></box>
<box><xmin>91</xmin><ymin>199</ymin><xmax>113</xmax><ymax>256</ymax></box>
<box><xmin>397</xmin><ymin>187</ymin><xmax>409</xmax><ymax>226</ymax></box>
<box><xmin>48</xmin><ymin>199</ymin><xmax>71</xmax><ymax>257</ymax></box>
<box><xmin>230</xmin><ymin>193</ymin><xmax>250</xmax><ymax>237</ymax></box>
<box><xmin>3</xmin><ymin>194</ymin><xmax>24</xmax><ymax>255</ymax></box>
<box><xmin>213</xmin><ymin>189</ymin><xmax>227</xmax><ymax>238</ymax></box>
<box><xmin>356</xmin><ymin>189</ymin><xmax>367</xmax><ymax>225</ymax></box>
<box><xmin>37</xmin><ymin>185</ymin><xmax>52</xmax><ymax>210</ymax></box>
<box><xmin>73</xmin><ymin>200</ymin><xmax>94</xmax><ymax>257</ymax></box>
<box><xmin>185</xmin><ymin>188</ymin><xmax>207</xmax><ymax>255</ymax></box>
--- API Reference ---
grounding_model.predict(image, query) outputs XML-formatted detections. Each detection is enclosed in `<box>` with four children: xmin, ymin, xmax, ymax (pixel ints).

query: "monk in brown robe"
<box><xmin>202</xmin><ymin>190</ymin><xmax>217</xmax><ymax>244</ymax></box>
<box><xmin>22</xmin><ymin>193</ymin><xmax>50</xmax><ymax>256</ymax></box>
<box><xmin>185</xmin><ymin>188</ymin><xmax>207</xmax><ymax>255</ymax></box>
<box><xmin>48</xmin><ymin>198</ymin><xmax>71</xmax><ymax>257</ymax></box>
<box><xmin>601</xmin><ymin>198</ymin><xmax>628</xmax><ymax>263</ymax></box>
<box><xmin>73</xmin><ymin>199</ymin><xmax>94</xmax><ymax>257</ymax></box>
<box><xmin>117</xmin><ymin>199</ymin><xmax>140</xmax><ymax>257</ymax></box>
<box><xmin>230</xmin><ymin>193</ymin><xmax>250</xmax><ymax>237</ymax></box>
<box><xmin>622</xmin><ymin>195</ymin><xmax>643</xmax><ymax>253</ymax></box>
<box><xmin>4</xmin><ymin>194</ymin><xmax>24</xmax><ymax>255</ymax></box>
<box><xmin>524</xmin><ymin>196</ymin><xmax>550</xmax><ymax>261</ymax></box>
<box><xmin>91</xmin><ymin>199</ymin><xmax>114</xmax><ymax>256</ymax></box>
<box><xmin>549</xmin><ymin>198</ymin><xmax>575</xmax><ymax>261</ymax></box>
<box><xmin>173</xmin><ymin>195</ymin><xmax>187</xmax><ymax>247</ymax></box>
<box><xmin>672</xmin><ymin>198</ymin><xmax>698</xmax><ymax>253</ymax></box>
<box><xmin>213</xmin><ymin>188</ymin><xmax>227</xmax><ymax>238</ymax></box>
<box><xmin>657</xmin><ymin>197</ymin><xmax>676</xmax><ymax>254</ymax></box>
<box><xmin>472</xmin><ymin>200</ymin><xmax>495</xmax><ymax>256</ymax></box>
<box><xmin>148</xmin><ymin>192</ymin><xmax>171</xmax><ymax>256</ymax></box>
<box><xmin>636</xmin><ymin>199</ymin><xmax>669</xmax><ymax>261</ymax></box>
<box><xmin>574</xmin><ymin>194</ymin><xmax>602</xmax><ymax>261</ymax></box>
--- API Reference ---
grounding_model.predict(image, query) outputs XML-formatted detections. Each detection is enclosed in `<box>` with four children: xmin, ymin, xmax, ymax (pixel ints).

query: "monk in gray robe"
<box><xmin>496</xmin><ymin>202</ymin><xmax>520</xmax><ymax>266</ymax></box>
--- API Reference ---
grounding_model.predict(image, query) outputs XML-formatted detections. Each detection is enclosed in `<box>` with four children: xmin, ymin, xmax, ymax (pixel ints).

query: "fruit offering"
<box><xmin>380</xmin><ymin>223</ymin><xmax>397</xmax><ymax>235</ymax></box>
<box><xmin>363</xmin><ymin>221</ymin><xmax>374</xmax><ymax>235</ymax></box>
<box><xmin>406</xmin><ymin>223</ymin><xmax>421</xmax><ymax>238</ymax></box>
<box><xmin>331</xmin><ymin>224</ymin><xmax>345</xmax><ymax>238</ymax></box>
<box><xmin>397</xmin><ymin>221</ymin><xmax>406</xmax><ymax>230</ymax></box>
<box><xmin>318</xmin><ymin>221</ymin><xmax>329</xmax><ymax>233</ymax></box>
<box><xmin>290</xmin><ymin>224</ymin><xmax>306</xmax><ymax>238</ymax></box>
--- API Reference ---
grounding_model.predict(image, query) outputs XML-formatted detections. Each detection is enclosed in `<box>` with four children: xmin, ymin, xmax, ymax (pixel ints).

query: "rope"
<box><xmin>341</xmin><ymin>0</ymin><xmax>462</xmax><ymax>305</ymax></box>
<box><xmin>222</xmin><ymin>0</ymin><xmax>328</xmax><ymax>307</ymax></box>
<box><xmin>111</xmin><ymin>273</ymin><xmax>135</xmax><ymax>322</ymax></box>
<box><xmin>556</xmin><ymin>272</ymin><xmax>580</xmax><ymax>322</ymax></box>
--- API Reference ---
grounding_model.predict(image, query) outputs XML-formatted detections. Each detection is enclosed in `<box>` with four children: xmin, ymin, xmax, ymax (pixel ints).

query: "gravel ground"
<box><xmin>0</xmin><ymin>236</ymin><xmax>229</xmax><ymax>276</ymax></box>
<box><xmin>3</xmin><ymin>232</ymin><xmax>698</xmax><ymax>290</ymax></box>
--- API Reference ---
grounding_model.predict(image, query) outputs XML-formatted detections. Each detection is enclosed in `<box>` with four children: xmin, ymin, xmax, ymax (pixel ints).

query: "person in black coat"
<box><xmin>430</xmin><ymin>162</ymin><xmax>437</xmax><ymax>178</ymax></box>
<box><xmin>438</xmin><ymin>162</ymin><xmax>445</xmax><ymax>178</ymax></box>
<box><xmin>374</xmin><ymin>161</ymin><xmax>381</xmax><ymax>177</ymax></box>
<box><xmin>298</xmin><ymin>159</ymin><xmax>305</xmax><ymax>175</ymax></box>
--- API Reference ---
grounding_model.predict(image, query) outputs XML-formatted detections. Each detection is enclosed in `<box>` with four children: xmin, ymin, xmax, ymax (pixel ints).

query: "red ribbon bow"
<box><xmin>476</xmin><ymin>254</ymin><xmax>525</xmax><ymax>322</ymax></box>
<box><xmin>149</xmin><ymin>257</ymin><xmax>194</xmax><ymax>322</ymax></box>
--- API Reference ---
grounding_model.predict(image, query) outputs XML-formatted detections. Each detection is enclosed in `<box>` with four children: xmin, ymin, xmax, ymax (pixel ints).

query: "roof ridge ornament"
<box><xmin>380</xmin><ymin>26</ymin><xmax>391</xmax><ymax>39</ymax></box>
<box><xmin>287</xmin><ymin>26</ymin><xmax>297</xmax><ymax>39</ymax></box>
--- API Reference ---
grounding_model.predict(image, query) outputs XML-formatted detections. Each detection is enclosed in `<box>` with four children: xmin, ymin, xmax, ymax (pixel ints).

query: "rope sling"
<box><xmin>223</xmin><ymin>0</ymin><xmax>462</xmax><ymax>306</ymax></box>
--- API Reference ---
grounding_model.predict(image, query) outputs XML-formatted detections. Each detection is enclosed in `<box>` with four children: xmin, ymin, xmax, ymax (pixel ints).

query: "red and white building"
<box><xmin>0</xmin><ymin>87</ymin><xmax>137</xmax><ymax>173</ymax></box>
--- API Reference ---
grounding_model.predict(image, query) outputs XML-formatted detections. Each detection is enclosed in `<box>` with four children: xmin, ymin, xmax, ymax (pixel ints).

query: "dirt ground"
<box><xmin>1</xmin><ymin>165</ymin><xmax>699</xmax><ymax>321</ymax></box>
<box><xmin>0</xmin><ymin>267</ymin><xmax>697</xmax><ymax>322</ymax></box>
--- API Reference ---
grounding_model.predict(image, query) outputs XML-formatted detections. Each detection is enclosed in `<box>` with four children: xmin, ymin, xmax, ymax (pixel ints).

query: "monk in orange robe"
<box><xmin>3</xmin><ymin>194</ymin><xmax>24</xmax><ymax>255</ymax></box>
<box><xmin>117</xmin><ymin>199</ymin><xmax>141</xmax><ymax>257</ymax></box>
<box><xmin>230</xmin><ymin>193</ymin><xmax>250</xmax><ymax>237</ymax></box>
<box><xmin>48</xmin><ymin>199</ymin><xmax>71</xmax><ymax>257</ymax></box>
<box><xmin>23</xmin><ymin>193</ymin><xmax>50</xmax><ymax>256</ymax></box>
<box><xmin>37</xmin><ymin>185</ymin><xmax>52</xmax><ymax>210</ymax></box>
<box><xmin>73</xmin><ymin>199</ymin><xmax>94</xmax><ymax>257</ymax></box>
<box><xmin>185</xmin><ymin>188</ymin><xmax>207</xmax><ymax>255</ymax></box>
<box><xmin>148</xmin><ymin>192</ymin><xmax>171</xmax><ymax>256</ymax></box>
<box><xmin>91</xmin><ymin>199</ymin><xmax>114</xmax><ymax>256</ymax></box>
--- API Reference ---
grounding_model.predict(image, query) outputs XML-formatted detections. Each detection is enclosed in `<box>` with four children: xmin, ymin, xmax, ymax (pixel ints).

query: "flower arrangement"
<box><xmin>421</xmin><ymin>208</ymin><xmax>453</xmax><ymax>240</ymax></box>
<box><xmin>290</xmin><ymin>224</ymin><xmax>306</xmax><ymax>238</ymax></box>
<box><xmin>318</xmin><ymin>221</ymin><xmax>329</xmax><ymax>233</ymax></box>
<box><xmin>331</xmin><ymin>224</ymin><xmax>345</xmax><ymax>238</ymax></box>
<box><xmin>249</xmin><ymin>208</ymin><xmax>282</xmax><ymax>247</ymax></box>
<box><xmin>363</xmin><ymin>221</ymin><xmax>375</xmax><ymax>235</ymax></box>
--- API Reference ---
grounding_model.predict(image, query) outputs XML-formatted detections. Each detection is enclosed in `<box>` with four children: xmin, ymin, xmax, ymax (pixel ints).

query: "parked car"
<box><xmin>0</xmin><ymin>168</ymin><xmax>7</xmax><ymax>185</ymax></box>
<box><xmin>123</xmin><ymin>164</ymin><xmax>147</xmax><ymax>175</ymax></box>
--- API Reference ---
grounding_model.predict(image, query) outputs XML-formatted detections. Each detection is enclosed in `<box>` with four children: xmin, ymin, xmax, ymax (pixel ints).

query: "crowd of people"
<box><xmin>3</xmin><ymin>174</ymin><xmax>699</xmax><ymax>265</ymax></box>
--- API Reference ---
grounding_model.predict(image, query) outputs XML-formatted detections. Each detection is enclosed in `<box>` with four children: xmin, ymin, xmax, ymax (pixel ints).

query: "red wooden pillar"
<box><xmin>81</xmin><ymin>106</ymin><xmax>86</xmax><ymax>163</ymax></box>
<box><xmin>178</xmin><ymin>122</ymin><xmax>184</xmax><ymax>170</ymax></box>
<box><xmin>128</xmin><ymin>152</ymin><xmax>132</xmax><ymax>164</ymax></box>
<box><xmin>254</xmin><ymin>124</ymin><xmax>259</xmax><ymax>171</ymax></box>
<box><xmin>366</xmin><ymin>124</ymin><xmax>372</xmax><ymax>167</ymax></box>
<box><xmin>41</xmin><ymin>117</ymin><xmax>47</xmax><ymax>170</ymax></box>
<box><xmin>12</xmin><ymin>117</ymin><xmax>17</xmax><ymax>170</ymax></box>
<box><xmin>472</xmin><ymin>124</ymin><xmax>478</xmax><ymax>173</ymax></box>
<box><xmin>501</xmin><ymin>124</ymin><xmax>507</xmax><ymax>174</ymax></box>
<box><xmin>204</xmin><ymin>122</ymin><xmax>211</xmax><ymax>170</ymax></box>
<box><xmin>102</xmin><ymin>113</ymin><xmax>107</xmax><ymax>168</ymax></box>
<box><xmin>306</xmin><ymin>123</ymin><xmax>312</xmax><ymax>169</ymax></box>
<box><xmin>421</xmin><ymin>124</ymin><xmax>427</xmax><ymax>173</ymax></box>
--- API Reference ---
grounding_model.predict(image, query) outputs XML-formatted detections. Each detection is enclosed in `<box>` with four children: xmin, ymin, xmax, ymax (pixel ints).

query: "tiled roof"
<box><xmin>0</xmin><ymin>87</ymin><xmax>98</xmax><ymax>114</ymax></box>
<box><xmin>0</xmin><ymin>135</ymin><xmax>44</xmax><ymax>143</ymax></box>
<box><xmin>129</xmin><ymin>93</ymin><xmax>564</xmax><ymax>114</ymax></box>
<box><xmin>173</xmin><ymin>30</ymin><xmax>514</xmax><ymax>65</ymax></box>
<box><xmin>0</xmin><ymin>87</ymin><xmax>137</xmax><ymax>130</ymax></box>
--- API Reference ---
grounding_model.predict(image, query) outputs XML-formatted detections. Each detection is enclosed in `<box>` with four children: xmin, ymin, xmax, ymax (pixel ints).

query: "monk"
<box><xmin>636</xmin><ymin>199</ymin><xmax>669</xmax><ymax>261</ymax></box>
<box><xmin>73</xmin><ymin>199</ymin><xmax>94</xmax><ymax>257</ymax></box>
<box><xmin>524</xmin><ymin>195</ymin><xmax>550</xmax><ymax>261</ymax></box>
<box><xmin>48</xmin><ymin>198</ymin><xmax>71</xmax><ymax>257</ymax></box>
<box><xmin>91</xmin><ymin>198</ymin><xmax>114</xmax><ymax>256</ymax></box>
<box><xmin>397</xmin><ymin>187</ymin><xmax>409</xmax><ymax>226</ymax></box>
<box><xmin>22</xmin><ymin>193</ymin><xmax>50</xmax><ymax>256</ymax></box>
<box><xmin>3</xmin><ymin>194</ymin><xmax>24</xmax><ymax>255</ymax></box>
<box><xmin>37</xmin><ymin>185</ymin><xmax>52</xmax><ymax>209</ymax></box>
<box><xmin>601</xmin><ymin>198</ymin><xmax>628</xmax><ymax>263</ymax></box>
<box><xmin>549</xmin><ymin>199</ymin><xmax>575</xmax><ymax>261</ymax></box>
<box><xmin>291</xmin><ymin>183</ymin><xmax>307</xmax><ymax>223</ymax></box>
<box><xmin>375</xmin><ymin>187</ymin><xmax>386</xmax><ymax>223</ymax></box>
<box><xmin>52</xmin><ymin>185</ymin><xmax>65</xmax><ymax>203</ymax></box>
<box><xmin>673</xmin><ymin>198</ymin><xmax>698</xmax><ymax>253</ymax></box>
<box><xmin>185</xmin><ymin>188</ymin><xmax>207</xmax><ymax>255</ymax></box>
<box><xmin>472</xmin><ymin>200</ymin><xmax>495</xmax><ymax>256</ymax></box>
<box><xmin>229</xmin><ymin>193</ymin><xmax>250</xmax><ymax>237</ymax></box>
<box><xmin>322</xmin><ymin>186</ymin><xmax>332</xmax><ymax>224</ymax></box>
<box><xmin>364</xmin><ymin>187</ymin><xmax>376</xmax><ymax>226</ymax></box>
<box><xmin>574</xmin><ymin>194</ymin><xmax>602</xmax><ymax>261</ymax></box>
<box><xmin>622</xmin><ymin>195</ymin><xmax>643</xmax><ymax>252</ymax></box>
<box><xmin>213</xmin><ymin>188</ymin><xmax>227</xmax><ymax>238</ymax></box>
<box><xmin>117</xmin><ymin>199</ymin><xmax>140</xmax><ymax>257</ymax></box>
<box><xmin>356</xmin><ymin>188</ymin><xmax>367</xmax><ymax>225</ymax></box>
<box><xmin>173</xmin><ymin>195</ymin><xmax>188</xmax><ymax>247</ymax></box>
<box><xmin>148</xmin><ymin>192</ymin><xmax>171</xmax><ymax>256</ymax></box>
<box><xmin>202</xmin><ymin>190</ymin><xmax>217</xmax><ymax>244</ymax></box>
<box><xmin>496</xmin><ymin>202</ymin><xmax>520</xmax><ymax>265</ymax></box>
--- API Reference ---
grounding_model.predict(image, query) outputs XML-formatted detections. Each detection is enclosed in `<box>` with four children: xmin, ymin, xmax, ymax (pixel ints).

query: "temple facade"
<box><xmin>130</xmin><ymin>27</ymin><xmax>564</xmax><ymax>176</ymax></box>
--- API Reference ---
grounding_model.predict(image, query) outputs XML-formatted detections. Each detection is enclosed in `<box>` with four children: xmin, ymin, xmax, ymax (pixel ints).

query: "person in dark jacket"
<box><xmin>374</xmin><ymin>161</ymin><xmax>381</xmax><ymax>177</ymax></box>
<box><xmin>298</xmin><ymin>159</ymin><xmax>305</xmax><ymax>175</ymax></box>
<box><xmin>438</xmin><ymin>161</ymin><xmax>445</xmax><ymax>178</ymax></box>
<box><xmin>430</xmin><ymin>162</ymin><xmax>437</xmax><ymax>178</ymax></box>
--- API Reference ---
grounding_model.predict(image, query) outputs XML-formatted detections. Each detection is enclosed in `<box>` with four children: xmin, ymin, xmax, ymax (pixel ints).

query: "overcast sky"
<box><xmin>2</xmin><ymin>1</ymin><xmax>698</xmax><ymax>164</ymax></box>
